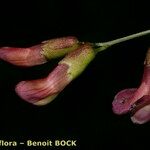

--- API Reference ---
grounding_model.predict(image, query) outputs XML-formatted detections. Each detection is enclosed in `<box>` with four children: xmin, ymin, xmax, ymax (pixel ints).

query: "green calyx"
<box><xmin>59</xmin><ymin>43</ymin><xmax>96</xmax><ymax>80</ymax></box>
<box><xmin>41</xmin><ymin>42</ymin><xmax>79</xmax><ymax>60</ymax></box>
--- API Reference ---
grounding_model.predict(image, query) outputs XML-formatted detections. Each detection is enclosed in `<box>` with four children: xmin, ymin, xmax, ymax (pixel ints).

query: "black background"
<box><xmin>0</xmin><ymin>0</ymin><xmax>150</xmax><ymax>149</ymax></box>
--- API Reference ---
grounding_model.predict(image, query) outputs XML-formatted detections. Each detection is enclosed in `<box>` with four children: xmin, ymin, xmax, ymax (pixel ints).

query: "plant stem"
<box><xmin>95</xmin><ymin>30</ymin><xmax>150</xmax><ymax>52</ymax></box>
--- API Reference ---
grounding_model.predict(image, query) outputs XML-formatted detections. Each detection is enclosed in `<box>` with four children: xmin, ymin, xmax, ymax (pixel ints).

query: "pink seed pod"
<box><xmin>0</xmin><ymin>36</ymin><xmax>79</xmax><ymax>67</ymax></box>
<box><xmin>112</xmin><ymin>48</ymin><xmax>150</xmax><ymax>124</ymax></box>
<box><xmin>15</xmin><ymin>43</ymin><xmax>95</xmax><ymax>105</ymax></box>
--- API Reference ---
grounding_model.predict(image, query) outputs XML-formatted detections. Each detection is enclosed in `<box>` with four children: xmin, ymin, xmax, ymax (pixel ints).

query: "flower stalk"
<box><xmin>94</xmin><ymin>29</ymin><xmax>150</xmax><ymax>52</ymax></box>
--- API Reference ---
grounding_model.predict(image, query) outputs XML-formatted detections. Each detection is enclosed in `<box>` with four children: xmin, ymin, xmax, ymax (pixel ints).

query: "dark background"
<box><xmin>0</xmin><ymin>0</ymin><xmax>150</xmax><ymax>149</ymax></box>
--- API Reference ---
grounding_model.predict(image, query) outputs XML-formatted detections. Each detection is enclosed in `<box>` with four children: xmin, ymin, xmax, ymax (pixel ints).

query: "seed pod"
<box><xmin>0</xmin><ymin>36</ymin><xmax>79</xmax><ymax>67</ymax></box>
<box><xmin>15</xmin><ymin>43</ymin><xmax>95</xmax><ymax>105</ymax></box>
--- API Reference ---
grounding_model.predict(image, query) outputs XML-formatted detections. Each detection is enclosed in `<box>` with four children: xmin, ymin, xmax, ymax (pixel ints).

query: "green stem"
<box><xmin>95</xmin><ymin>30</ymin><xmax>150</xmax><ymax>52</ymax></box>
